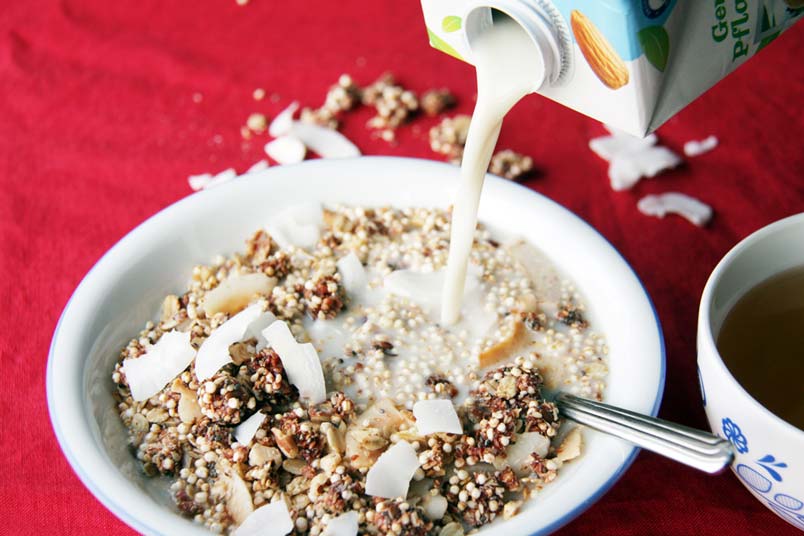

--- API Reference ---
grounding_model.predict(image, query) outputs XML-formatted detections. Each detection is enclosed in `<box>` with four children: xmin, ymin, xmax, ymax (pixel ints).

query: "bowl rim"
<box><xmin>47</xmin><ymin>156</ymin><xmax>666</xmax><ymax>536</ymax></box>
<box><xmin>697</xmin><ymin>211</ymin><xmax>804</xmax><ymax>438</ymax></box>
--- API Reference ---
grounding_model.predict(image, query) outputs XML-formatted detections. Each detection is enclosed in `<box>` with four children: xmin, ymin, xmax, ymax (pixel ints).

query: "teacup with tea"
<box><xmin>698</xmin><ymin>213</ymin><xmax>804</xmax><ymax>530</ymax></box>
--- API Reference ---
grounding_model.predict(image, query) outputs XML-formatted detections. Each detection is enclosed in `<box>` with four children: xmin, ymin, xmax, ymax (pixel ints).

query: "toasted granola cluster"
<box><xmin>429</xmin><ymin>115</ymin><xmax>471</xmax><ymax>164</ymax></box>
<box><xmin>421</xmin><ymin>89</ymin><xmax>456</xmax><ymax>117</ymax></box>
<box><xmin>429</xmin><ymin>116</ymin><xmax>537</xmax><ymax>176</ymax></box>
<box><xmin>198</xmin><ymin>369</ymin><xmax>253</xmax><ymax>425</ymax></box>
<box><xmin>425</xmin><ymin>375</ymin><xmax>458</xmax><ymax>399</ymax></box>
<box><xmin>362</xmin><ymin>74</ymin><xmax>419</xmax><ymax>140</ymax></box>
<box><xmin>303</xmin><ymin>274</ymin><xmax>344</xmax><ymax>320</ymax></box>
<box><xmin>301</xmin><ymin>74</ymin><xmax>362</xmax><ymax>129</ymax></box>
<box><xmin>244</xmin><ymin>348</ymin><xmax>296</xmax><ymax>403</ymax></box>
<box><xmin>488</xmin><ymin>149</ymin><xmax>534</xmax><ymax>181</ymax></box>
<box><xmin>113</xmin><ymin>206</ymin><xmax>603</xmax><ymax>535</ymax></box>
<box><xmin>369</xmin><ymin>498</ymin><xmax>432</xmax><ymax>535</ymax></box>
<box><xmin>444</xmin><ymin>469</ymin><xmax>513</xmax><ymax>527</ymax></box>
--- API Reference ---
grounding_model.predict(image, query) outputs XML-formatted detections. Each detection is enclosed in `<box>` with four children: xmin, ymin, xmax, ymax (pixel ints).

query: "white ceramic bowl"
<box><xmin>47</xmin><ymin>157</ymin><xmax>665</xmax><ymax>535</ymax></box>
<box><xmin>697</xmin><ymin>213</ymin><xmax>804</xmax><ymax>530</ymax></box>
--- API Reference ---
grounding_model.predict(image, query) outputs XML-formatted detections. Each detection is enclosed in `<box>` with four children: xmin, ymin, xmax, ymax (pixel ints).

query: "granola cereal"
<box><xmin>112</xmin><ymin>205</ymin><xmax>607</xmax><ymax>534</ymax></box>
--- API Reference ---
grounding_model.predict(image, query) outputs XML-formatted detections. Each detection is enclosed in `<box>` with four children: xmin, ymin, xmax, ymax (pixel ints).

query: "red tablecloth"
<box><xmin>1</xmin><ymin>1</ymin><xmax>802</xmax><ymax>534</ymax></box>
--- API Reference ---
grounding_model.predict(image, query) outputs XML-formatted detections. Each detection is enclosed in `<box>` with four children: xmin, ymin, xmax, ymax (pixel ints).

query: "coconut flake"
<box><xmin>506</xmin><ymin>239</ymin><xmax>561</xmax><ymax>305</ymax></box>
<box><xmin>365</xmin><ymin>440</ymin><xmax>420</xmax><ymax>499</ymax></box>
<box><xmin>245</xmin><ymin>159</ymin><xmax>270</xmax><ymax>174</ymax></box>
<box><xmin>202</xmin><ymin>273</ymin><xmax>277</xmax><ymax>316</ymax></box>
<box><xmin>233</xmin><ymin>499</ymin><xmax>293</xmax><ymax>536</ymax></box>
<box><xmin>173</xmin><ymin>379</ymin><xmax>203</xmax><ymax>423</ymax></box>
<box><xmin>264</xmin><ymin>135</ymin><xmax>306</xmax><ymax>165</ymax></box>
<box><xmin>289</xmin><ymin>121</ymin><xmax>360</xmax><ymax>159</ymax></box>
<box><xmin>555</xmin><ymin>427</ymin><xmax>583</xmax><ymax>463</ymax></box>
<box><xmin>323</xmin><ymin>511</ymin><xmax>359</xmax><ymax>536</ymax></box>
<box><xmin>234</xmin><ymin>411</ymin><xmax>268</xmax><ymax>446</ymax></box>
<box><xmin>413</xmin><ymin>400</ymin><xmax>463</xmax><ymax>435</ymax></box>
<box><xmin>195</xmin><ymin>304</ymin><xmax>264</xmax><ymax>381</ymax></box>
<box><xmin>336</xmin><ymin>252</ymin><xmax>368</xmax><ymax>299</ymax></box>
<box><xmin>504</xmin><ymin>432</ymin><xmax>550</xmax><ymax>473</ymax></box>
<box><xmin>122</xmin><ymin>330</ymin><xmax>196</xmax><ymax>402</ymax></box>
<box><xmin>608</xmin><ymin>146</ymin><xmax>681</xmax><ymax>191</ymax></box>
<box><xmin>637</xmin><ymin>192</ymin><xmax>713</xmax><ymax>226</ymax></box>
<box><xmin>683</xmin><ymin>135</ymin><xmax>718</xmax><ymax>157</ymax></box>
<box><xmin>221</xmin><ymin>462</ymin><xmax>254</xmax><ymax>525</ymax></box>
<box><xmin>269</xmin><ymin>101</ymin><xmax>299</xmax><ymax>137</ymax></box>
<box><xmin>589</xmin><ymin>132</ymin><xmax>657</xmax><ymax>161</ymax></box>
<box><xmin>249</xmin><ymin>310</ymin><xmax>278</xmax><ymax>351</ymax></box>
<box><xmin>188</xmin><ymin>173</ymin><xmax>213</xmax><ymax>191</ymax></box>
<box><xmin>205</xmin><ymin>168</ymin><xmax>238</xmax><ymax>190</ymax></box>
<box><xmin>590</xmin><ymin>127</ymin><xmax>681</xmax><ymax>190</ymax></box>
<box><xmin>265</xmin><ymin>202</ymin><xmax>324</xmax><ymax>250</ymax></box>
<box><xmin>261</xmin><ymin>320</ymin><xmax>327</xmax><ymax>403</ymax></box>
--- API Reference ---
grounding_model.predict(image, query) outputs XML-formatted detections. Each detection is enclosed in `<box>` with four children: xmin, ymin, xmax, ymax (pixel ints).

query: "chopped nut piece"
<box><xmin>439</xmin><ymin>522</ymin><xmax>465</xmax><ymax>536</ymax></box>
<box><xmin>282</xmin><ymin>458</ymin><xmax>307</xmax><ymax>475</ymax></box>
<box><xmin>502</xmin><ymin>500</ymin><xmax>523</xmax><ymax>520</ymax></box>
<box><xmin>555</xmin><ymin>427</ymin><xmax>583</xmax><ymax>463</ymax></box>
<box><xmin>249</xmin><ymin>444</ymin><xmax>282</xmax><ymax>467</ymax></box>
<box><xmin>478</xmin><ymin>316</ymin><xmax>527</xmax><ymax>368</ymax></box>
<box><xmin>161</xmin><ymin>295</ymin><xmax>181</xmax><ymax>324</ymax></box>
<box><xmin>272</xmin><ymin>426</ymin><xmax>299</xmax><ymax>459</ymax></box>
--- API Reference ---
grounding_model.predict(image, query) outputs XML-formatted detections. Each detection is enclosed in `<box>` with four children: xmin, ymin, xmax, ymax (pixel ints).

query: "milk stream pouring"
<box><xmin>421</xmin><ymin>0</ymin><xmax>803</xmax><ymax>136</ymax></box>
<box><xmin>441</xmin><ymin>17</ymin><xmax>548</xmax><ymax>324</ymax></box>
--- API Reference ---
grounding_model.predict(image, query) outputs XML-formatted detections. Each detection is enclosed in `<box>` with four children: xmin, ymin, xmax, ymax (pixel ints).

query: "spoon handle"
<box><xmin>556</xmin><ymin>393</ymin><xmax>734</xmax><ymax>474</ymax></box>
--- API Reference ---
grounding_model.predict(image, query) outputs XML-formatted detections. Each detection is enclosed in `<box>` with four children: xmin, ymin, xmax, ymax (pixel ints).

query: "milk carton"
<box><xmin>420</xmin><ymin>0</ymin><xmax>803</xmax><ymax>135</ymax></box>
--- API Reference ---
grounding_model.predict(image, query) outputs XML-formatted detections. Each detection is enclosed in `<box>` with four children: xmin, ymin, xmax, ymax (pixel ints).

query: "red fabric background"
<box><xmin>1</xmin><ymin>0</ymin><xmax>802</xmax><ymax>534</ymax></box>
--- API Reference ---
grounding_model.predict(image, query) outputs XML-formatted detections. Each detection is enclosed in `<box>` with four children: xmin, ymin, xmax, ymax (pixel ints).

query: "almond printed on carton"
<box><xmin>570</xmin><ymin>10</ymin><xmax>630</xmax><ymax>90</ymax></box>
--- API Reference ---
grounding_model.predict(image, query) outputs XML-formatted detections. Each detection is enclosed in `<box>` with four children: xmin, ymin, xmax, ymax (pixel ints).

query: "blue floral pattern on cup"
<box><xmin>724</xmin><ymin>417</ymin><xmax>803</xmax><ymax>529</ymax></box>
<box><xmin>722</xmin><ymin>417</ymin><xmax>748</xmax><ymax>454</ymax></box>
<box><xmin>756</xmin><ymin>455</ymin><xmax>788</xmax><ymax>482</ymax></box>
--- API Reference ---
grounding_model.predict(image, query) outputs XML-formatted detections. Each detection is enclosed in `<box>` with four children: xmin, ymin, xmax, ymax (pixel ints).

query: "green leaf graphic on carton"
<box><xmin>638</xmin><ymin>25</ymin><xmax>670</xmax><ymax>72</ymax></box>
<box><xmin>442</xmin><ymin>16</ymin><xmax>462</xmax><ymax>33</ymax></box>
<box><xmin>427</xmin><ymin>28</ymin><xmax>463</xmax><ymax>61</ymax></box>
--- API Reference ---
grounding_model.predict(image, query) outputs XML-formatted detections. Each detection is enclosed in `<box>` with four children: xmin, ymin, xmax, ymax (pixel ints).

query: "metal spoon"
<box><xmin>555</xmin><ymin>393</ymin><xmax>734</xmax><ymax>474</ymax></box>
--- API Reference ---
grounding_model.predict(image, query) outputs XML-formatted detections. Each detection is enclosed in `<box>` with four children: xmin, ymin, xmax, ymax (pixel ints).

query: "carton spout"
<box><xmin>463</xmin><ymin>1</ymin><xmax>572</xmax><ymax>89</ymax></box>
